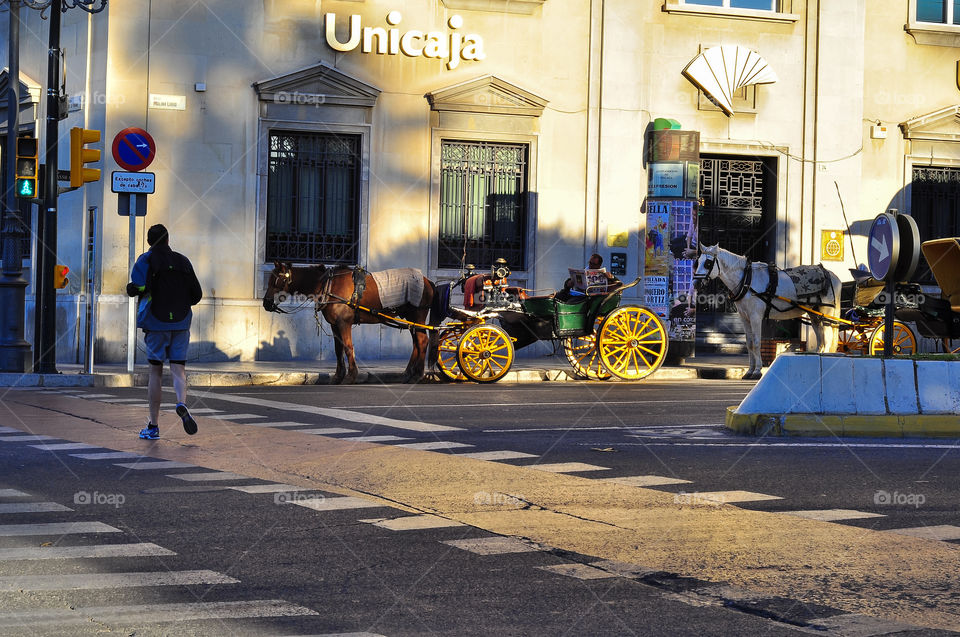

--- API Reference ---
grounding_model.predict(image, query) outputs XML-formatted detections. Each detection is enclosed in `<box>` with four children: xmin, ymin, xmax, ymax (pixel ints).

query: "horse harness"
<box><xmin>708</xmin><ymin>255</ymin><xmax>833</xmax><ymax>319</ymax></box>
<box><xmin>311</xmin><ymin>265</ymin><xmax>426</xmax><ymax>333</ymax></box>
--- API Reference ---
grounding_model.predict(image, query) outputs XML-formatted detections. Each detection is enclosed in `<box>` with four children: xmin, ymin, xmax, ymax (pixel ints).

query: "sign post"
<box><xmin>111</xmin><ymin>128</ymin><xmax>157</xmax><ymax>372</ymax></box>
<box><xmin>867</xmin><ymin>210</ymin><xmax>920</xmax><ymax>357</ymax></box>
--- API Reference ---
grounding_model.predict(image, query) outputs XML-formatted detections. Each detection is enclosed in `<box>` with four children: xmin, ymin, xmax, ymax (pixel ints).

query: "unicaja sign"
<box><xmin>325</xmin><ymin>11</ymin><xmax>486</xmax><ymax>70</ymax></box>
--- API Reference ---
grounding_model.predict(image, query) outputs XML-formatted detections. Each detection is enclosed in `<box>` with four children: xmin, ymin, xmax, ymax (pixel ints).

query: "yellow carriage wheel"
<box><xmin>837</xmin><ymin>326</ymin><xmax>868</xmax><ymax>355</ymax></box>
<box><xmin>562</xmin><ymin>319</ymin><xmax>611</xmax><ymax>380</ymax></box>
<box><xmin>436</xmin><ymin>328</ymin><xmax>466</xmax><ymax>382</ymax></box>
<box><xmin>596</xmin><ymin>306</ymin><xmax>668</xmax><ymax>381</ymax></box>
<box><xmin>868</xmin><ymin>320</ymin><xmax>917</xmax><ymax>356</ymax></box>
<box><xmin>457</xmin><ymin>324</ymin><xmax>515</xmax><ymax>383</ymax></box>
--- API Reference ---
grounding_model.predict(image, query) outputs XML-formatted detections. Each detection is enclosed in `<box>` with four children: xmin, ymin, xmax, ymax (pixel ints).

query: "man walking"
<box><xmin>126</xmin><ymin>224</ymin><xmax>203</xmax><ymax>439</ymax></box>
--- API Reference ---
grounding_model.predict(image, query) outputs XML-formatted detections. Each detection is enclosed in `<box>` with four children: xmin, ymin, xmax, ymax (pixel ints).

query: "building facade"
<box><xmin>2</xmin><ymin>0</ymin><xmax>960</xmax><ymax>365</ymax></box>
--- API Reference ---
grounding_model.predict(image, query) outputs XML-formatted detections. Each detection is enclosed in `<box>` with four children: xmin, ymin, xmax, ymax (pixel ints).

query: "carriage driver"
<box><xmin>562</xmin><ymin>253</ymin><xmax>619</xmax><ymax>296</ymax></box>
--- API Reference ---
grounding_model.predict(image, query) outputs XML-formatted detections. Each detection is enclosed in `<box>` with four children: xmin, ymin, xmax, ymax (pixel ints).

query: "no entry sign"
<box><xmin>112</xmin><ymin>128</ymin><xmax>156</xmax><ymax>172</ymax></box>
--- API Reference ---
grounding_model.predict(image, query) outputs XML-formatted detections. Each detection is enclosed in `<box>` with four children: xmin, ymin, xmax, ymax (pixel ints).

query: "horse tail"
<box><xmin>425</xmin><ymin>277</ymin><xmax>446</xmax><ymax>372</ymax></box>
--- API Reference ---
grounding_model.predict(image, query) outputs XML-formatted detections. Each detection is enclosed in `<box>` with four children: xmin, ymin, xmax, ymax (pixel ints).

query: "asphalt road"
<box><xmin>1</xmin><ymin>380</ymin><xmax>958</xmax><ymax>635</ymax></box>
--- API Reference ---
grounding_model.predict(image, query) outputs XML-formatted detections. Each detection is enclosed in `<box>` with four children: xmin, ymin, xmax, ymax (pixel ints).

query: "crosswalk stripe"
<box><xmin>184</xmin><ymin>391</ymin><xmax>463</xmax><ymax>432</ymax></box>
<box><xmin>0</xmin><ymin>521</ymin><xmax>121</xmax><ymax>536</ymax></box>
<box><xmin>884</xmin><ymin>525</ymin><xmax>960</xmax><ymax>541</ymax></box>
<box><xmin>0</xmin><ymin>502</ymin><xmax>72</xmax><ymax>514</ymax></box>
<box><xmin>290</xmin><ymin>496</ymin><xmax>384</xmax><ymax>512</ymax></box>
<box><xmin>337</xmin><ymin>435</ymin><xmax>411</xmax><ymax>443</ymax></box>
<box><xmin>229</xmin><ymin>484</ymin><xmax>318</xmax><ymax>494</ymax></box>
<box><xmin>205</xmin><ymin>413</ymin><xmax>268</xmax><ymax>420</ymax></box>
<box><xmin>76</xmin><ymin>393</ymin><xmax>118</xmax><ymax>399</ymax></box>
<box><xmin>600</xmin><ymin>475</ymin><xmax>692</xmax><ymax>487</ymax></box>
<box><xmin>0</xmin><ymin>489</ymin><xmax>30</xmax><ymax>497</ymax></box>
<box><xmin>0</xmin><ymin>542</ymin><xmax>175</xmax><ymax>560</ymax></box>
<box><xmin>443</xmin><ymin>537</ymin><xmax>544</xmax><ymax>555</ymax></box>
<box><xmin>359</xmin><ymin>515</ymin><xmax>465</xmax><ymax>531</ymax></box>
<box><xmin>71</xmin><ymin>451</ymin><xmax>144</xmax><ymax>460</ymax></box>
<box><xmin>0</xmin><ymin>569</ymin><xmax>238</xmax><ymax>591</ymax></box>
<box><xmin>676</xmin><ymin>490</ymin><xmax>783</xmax><ymax>504</ymax></box>
<box><xmin>29</xmin><ymin>442</ymin><xmax>98</xmax><ymax>451</ymax></box>
<box><xmin>101</xmin><ymin>398</ymin><xmax>147</xmax><ymax>403</ymax></box>
<box><xmin>396</xmin><ymin>441</ymin><xmax>473</xmax><ymax>451</ymax></box>
<box><xmin>167</xmin><ymin>472</ymin><xmax>251</xmax><ymax>482</ymax></box>
<box><xmin>242</xmin><ymin>421</ymin><xmax>315</xmax><ymax>428</ymax></box>
<box><xmin>529</xmin><ymin>462</ymin><xmax>610</xmax><ymax>473</ymax></box>
<box><xmin>163</xmin><ymin>407</ymin><xmax>222</xmax><ymax>414</ymax></box>
<box><xmin>0</xmin><ymin>435</ymin><xmax>57</xmax><ymax>441</ymax></box>
<box><xmin>538</xmin><ymin>563</ymin><xmax>617</xmax><ymax>579</ymax></box>
<box><xmin>0</xmin><ymin>599</ymin><xmax>318</xmax><ymax>626</ymax></box>
<box><xmin>115</xmin><ymin>461</ymin><xmax>197</xmax><ymax>470</ymax></box>
<box><xmin>457</xmin><ymin>450</ymin><xmax>537</xmax><ymax>461</ymax></box>
<box><xmin>0</xmin><ymin>426</ymin><xmax>22</xmax><ymax>433</ymax></box>
<box><xmin>782</xmin><ymin>509</ymin><xmax>886</xmax><ymax>522</ymax></box>
<box><xmin>295</xmin><ymin>427</ymin><xmax>360</xmax><ymax>435</ymax></box>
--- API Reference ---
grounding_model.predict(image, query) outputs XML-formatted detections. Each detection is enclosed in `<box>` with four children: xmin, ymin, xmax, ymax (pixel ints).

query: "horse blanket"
<box><xmin>371</xmin><ymin>268</ymin><xmax>425</xmax><ymax>311</ymax></box>
<box><xmin>784</xmin><ymin>264</ymin><xmax>831</xmax><ymax>301</ymax></box>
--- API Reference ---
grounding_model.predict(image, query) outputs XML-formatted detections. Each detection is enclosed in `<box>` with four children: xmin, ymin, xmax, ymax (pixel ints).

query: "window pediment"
<box><xmin>440</xmin><ymin>0</ymin><xmax>546</xmax><ymax>15</ymax></box>
<box><xmin>900</xmin><ymin>105</ymin><xmax>960</xmax><ymax>141</ymax></box>
<box><xmin>426</xmin><ymin>75</ymin><xmax>547</xmax><ymax>117</ymax></box>
<box><xmin>253</xmin><ymin>61</ymin><xmax>381</xmax><ymax>108</ymax></box>
<box><xmin>0</xmin><ymin>69</ymin><xmax>41</xmax><ymax>106</ymax></box>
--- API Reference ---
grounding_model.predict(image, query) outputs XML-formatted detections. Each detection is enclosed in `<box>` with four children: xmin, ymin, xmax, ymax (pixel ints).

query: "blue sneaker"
<box><xmin>138</xmin><ymin>424</ymin><xmax>159</xmax><ymax>440</ymax></box>
<box><xmin>176</xmin><ymin>403</ymin><xmax>198</xmax><ymax>435</ymax></box>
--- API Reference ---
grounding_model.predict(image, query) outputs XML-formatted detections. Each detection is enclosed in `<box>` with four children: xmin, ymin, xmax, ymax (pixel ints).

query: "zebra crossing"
<box><xmin>14</xmin><ymin>387</ymin><xmax>960</xmax><ymax>545</ymax></box>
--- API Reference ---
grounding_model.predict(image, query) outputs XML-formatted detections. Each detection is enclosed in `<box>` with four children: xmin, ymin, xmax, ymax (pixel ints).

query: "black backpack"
<box><xmin>147</xmin><ymin>248</ymin><xmax>201</xmax><ymax>323</ymax></box>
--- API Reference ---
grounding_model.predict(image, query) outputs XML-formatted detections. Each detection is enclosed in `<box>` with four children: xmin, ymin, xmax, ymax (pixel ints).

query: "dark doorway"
<box><xmin>910</xmin><ymin>165</ymin><xmax>960</xmax><ymax>284</ymax></box>
<box><xmin>696</xmin><ymin>154</ymin><xmax>778</xmax><ymax>347</ymax></box>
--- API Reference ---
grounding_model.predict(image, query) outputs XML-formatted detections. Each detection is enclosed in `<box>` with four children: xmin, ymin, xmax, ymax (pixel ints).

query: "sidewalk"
<box><xmin>0</xmin><ymin>352</ymin><xmax>751</xmax><ymax>387</ymax></box>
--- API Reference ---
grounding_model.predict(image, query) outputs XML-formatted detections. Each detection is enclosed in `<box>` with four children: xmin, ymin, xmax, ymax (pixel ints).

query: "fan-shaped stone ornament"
<box><xmin>682</xmin><ymin>45</ymin><xmax>778</xmax><ymax>116</ymax></box>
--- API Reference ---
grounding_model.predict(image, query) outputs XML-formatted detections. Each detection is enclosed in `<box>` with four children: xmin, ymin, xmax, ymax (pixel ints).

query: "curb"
<box><xmin>0</xmin><ymin>364</ymin><xmax>749</xmax><ymax>388</ymax></box>
<box><xmin>725</xmin><ymin>407</ymin><xmax>960</xmax><ymax>438</ymax></box>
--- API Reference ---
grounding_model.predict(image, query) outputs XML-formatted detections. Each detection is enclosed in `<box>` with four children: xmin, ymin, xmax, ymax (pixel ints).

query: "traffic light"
<box><xmin>69</xmin><ymin>127</ymin><xmax>101</xmax><ymax>187</ymax></box>
<box><xmin>15</xmin><ymin>136</ymin><xmax>38</xmax><ymax>198</ymax></box>
<box><xmin>53</xmin><ymin>265</ymin><xmax>70</xmax><ymax>289</ymax></box>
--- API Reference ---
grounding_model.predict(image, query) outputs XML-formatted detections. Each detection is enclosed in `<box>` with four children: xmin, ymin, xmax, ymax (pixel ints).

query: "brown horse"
<box><xmin>262</xmin><ymin>262</ymin><xmax>441</xmax><ymax>384</ymax></box>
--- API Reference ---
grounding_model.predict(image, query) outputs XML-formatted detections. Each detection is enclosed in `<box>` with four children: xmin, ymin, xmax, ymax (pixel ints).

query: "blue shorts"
<box><xmin>144</xmin><ymin>330</ymin><xmax>190</xmax><ymax>365</ymax></box>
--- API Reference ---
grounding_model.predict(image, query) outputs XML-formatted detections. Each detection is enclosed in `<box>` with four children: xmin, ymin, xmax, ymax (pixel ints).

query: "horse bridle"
<box><xmin>266</xmin><ymin>268</ymin><xmax>294</xmax><ymax>313</ymax></box>
<box><xmin>694</xmin><ymin>251</ymin><xmax>753</xmax><ymax>302</ymax></box>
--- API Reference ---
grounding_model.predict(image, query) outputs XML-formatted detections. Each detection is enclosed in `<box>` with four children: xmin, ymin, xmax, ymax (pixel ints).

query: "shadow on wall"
<box><xmin>257</xmin><ymin>330</ymin><xmax>293</xmax><ymax>361</ymax></box>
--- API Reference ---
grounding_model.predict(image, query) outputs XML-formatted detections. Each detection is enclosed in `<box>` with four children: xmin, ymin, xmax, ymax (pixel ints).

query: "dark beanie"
<box><xmin>147</xmin><ymin>224</ymin><xmax>168</xmax><ymax>247</ymax></box>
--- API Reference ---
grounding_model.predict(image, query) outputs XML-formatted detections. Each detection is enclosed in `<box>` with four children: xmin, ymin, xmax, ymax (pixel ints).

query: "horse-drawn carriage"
<box><xmin>433</xmin><ymin>261</ymin><xmax>669</xmax><ymax>383</ymax></box>
<box><xmin>262</xmin><ymin>259</ymin><xmax>668</xmax><ymax>384</ymax></box>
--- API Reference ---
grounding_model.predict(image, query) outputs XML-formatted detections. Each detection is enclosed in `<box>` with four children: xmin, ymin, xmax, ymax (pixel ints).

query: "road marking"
<box><xmin>529</xmin><ymin>462</ymin><xmax>610</xmax><ymax>473</ymax></box>
<box><xmin>629</xmin><ymin>442</ymin><xmax>960</xmax><ymax>449</ymax></box>
<box><xmin>0</xmin><ymin>435</ymin><xmax>57</xmax><ymax>441</ymax></box>
<box><xmin>678</xmin><ymin>490</ymin><xmax>783</xmax><ymax>504</ymax></box>
<box><xmin>186</xmin><ymin>391</ymin><xmax>463</xmax><ymax>432</ymax></box>
<box><xmin>162</xmin><ymin>407</ymin><xmax>221</xmax><ymax>414</ymax></box>
<box><xmin>0</xmin><ymin>542</ymin><xmax>175</xmax><ymax>560</ymax></box>
<box><xmin>588</xmin><ymin>560</ymin><xmax>660</xmax><ymax>578</ymax></box>
<box><xmin>600</xmin><ymin>475</ymin><xmax>692</xmax><ymax>487</ymax></box>
<box><xmin>359</xmin><ymin>515</ymin><xmax>466</xmax><ymax>530</ymax></box>
<box><xmin>338</xmin><ymin>435</ymin><xmax>412</xmax><ymax>443</ymax></box>
<box><xmin>242</xmin><ymin>421</ymin><xmax>316</xmax><ymax>428</ymax></box>
<box><xmin>538</xmin><ymin>563</ymin><xmax>617</xmax><ymax>579</ymax></box>
<box><xmin>295</xmin><ymin>427</ymin><xmax>360</xmax><ymax>435</ymax></box>
<box><xmin>884</xmin><ymin>525</ymin><xmax>960</xmax><ymax>541</ymax></box>
<box><xmin>443</xmin><ymin>537</ymin><xmax>543</xmax><ymax>555</ymax></box>
<box><xmin>0</xmin><ymin>569</ymin><xmax>238</xmax><ymax>591</ymax></box>
<box><xmin>457</xmin><ymin>450</ymin><xmax>538</xmax><ymax>461</ymax></box>
<box><xmin>0</xmin><ymin>521</ymin><xmax>121</xmax><ymax>536</ymax></box>
<box><xmin>75</xmin><ymin>393</ymin><xmax>117</xmax><ymax>399</ymax></box>
<box><xmin>290</xmin><ymin>496</ymin><xmax>384</xmax><ymax>512</ymax></box>
<box><xmin>29</xmin><ymin>442</ymin><xmax>98</xmax><ymax>451</ymax></box>
<box><xmin>0</xmin><ymin>426</ymin><xmax>22</xmax><ymax>433</ymax></box>
<box><xmin>0</xmin><ymin>600</ymin><xmax>319</xmax><ymax>626</ymax></box>
<box><xmin>167</xmin><ymin>472</ymin><xmax>252</xmax><ymax>482</ymax></box>
<box><xmin>71</xmin><ymin>451</ymin><xmax>144</xmax><ymax>460</ymax></box>
<box><xmin>101</xmin><ymin>398</ymin><xmax>147</xmax><ymax>403</ymax></box>
<box><xmin>809</xmin><ymin>612</ymin><xmax>924</xmax><ymax>635</ymax></box>
<box><xmin>229</xmin><ymin>484</ymin><xmax>318</xmax><ymax>494</ymax></box>
<box><xmin>205</xmin><ymin>413</ymin><xmax>268</xmax><ymax>420</ymax></box>
<box><xmin>782</xmin><ymin>509</ymin><xmax>886</xmax><ymax>522</ymax></box>
<box><xmin>0</xmin><ymin>502</ymin><xmax>72</xmax><ymax>514</ymax></box>
<box><xmin>396</xmin><ymin>441</ymin><xmax>474</xmax><ymax>451</ymax></box>
<box><xmin>353</xmin><ymin>399</ymin><xmax>744</xmax><ymax>409</ymax></box>
<box><xmin>485</xmin><ymin>423</ymin><xmax>725</xmax><ymax>433</ymax></box>
<box><xmin>0</xmin><ymin>489</ymin><xmax>30</xmax><ymax>497</ymax></box>
<box><xmin>115</xmin><ymin>461</ymin><xmax>197</xmax><ymax>470</ymax></box>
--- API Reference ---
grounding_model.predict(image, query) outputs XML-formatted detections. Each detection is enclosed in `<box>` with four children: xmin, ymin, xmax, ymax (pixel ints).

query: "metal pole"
<box><xmin>126</xmin><ymin>197</ymin><xmax>136</xmax><ymax>372</ymax></box>
<box><xmin>34</xmin><ymin>0</ymin><xmax>61</xmax><ymax>374</ymax></box>
<box><xmin>84</xmin><ymin>204</ymin><xmax>97</xmax><ymax>373</ymax></box>
<box><xmin>883</xmin><ymin>277</ymin><xmax>894</xmax><ymax>358</ymax></box>
<box><xmin>0</xmin><ymin>0</ymin><xmax>31</xmax><ymax>373</ymax></box>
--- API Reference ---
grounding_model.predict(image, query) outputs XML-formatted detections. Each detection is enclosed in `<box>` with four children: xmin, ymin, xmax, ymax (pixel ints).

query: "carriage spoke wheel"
<box><xmin>457</xmin><ymin>324</ymin><xmax>515</xmax><ymax>383</ymax></box>
<box><xmin>596</xmin><ymin>306</ymin><xmax>668</xmax><ymax>381</ymax></box>
<box><xmin>436</xmin><ymin>328</ymin><xmax>466</xmax><ymax>382</ymax></box>
<box><xmin>868</xmin><ymin>321</ymin><xmax>917</xmax><ymax>356</ymax></box>
<box><xmin>837</xmin><ymin>326</ymin><xmax>868</xmax><ymax>355</ymax></box>
<box><xmin>562</xmin><ymin>318</ymin><xmax>611</xmax><ymax>380</ymax></box>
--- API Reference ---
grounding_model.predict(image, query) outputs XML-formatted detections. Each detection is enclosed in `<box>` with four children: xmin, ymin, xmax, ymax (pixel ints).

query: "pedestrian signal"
<box><xmin>70</xmin><ymin>127</ymin><xmax>102</xmax><ymax>187</ymax></box>
<box><xmin>15</xmin><ymin>136</ymin><xmax>39</xmax><ymax>198</ymax></box>
<box><xmin>53</xmin><ymin>265</ymin><xmax>70</xmax><ymax>289</ymax></box>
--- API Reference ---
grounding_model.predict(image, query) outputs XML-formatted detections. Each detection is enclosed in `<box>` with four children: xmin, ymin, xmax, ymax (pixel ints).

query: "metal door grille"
<box><xmin>911</xmin><ymin>165</ymin><xmax>960</xmax><ymax>283</ymax></box>
<box><xmin>438</xmin><ymin>140</ymin><xmax>527</xmax><ymax>270</ymax></box>
<box><xmin>266</xmin><ymin>132</ymin><xmax>360</xmax><ymax>264</ymax></box>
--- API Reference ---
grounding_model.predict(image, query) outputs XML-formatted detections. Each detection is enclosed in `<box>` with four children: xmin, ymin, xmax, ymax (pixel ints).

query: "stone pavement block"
<box><xmin>884</xmin><ymin>359</ymin><xmax>918</xmax><ymax>415</ymax></box>
<box><xmin>852</xmin><ymin>357</ymin><xmax>885</xmax><ymax>415</ymax></box>
<box><xmin>917</xmin><ymin>360</ymin><xmax>960</xmax><ymax>414</ymax></box>
<box><xmin>820</xmin><ymin>356</ymin><xmax>855</xmax><ymax>413</ymax></box>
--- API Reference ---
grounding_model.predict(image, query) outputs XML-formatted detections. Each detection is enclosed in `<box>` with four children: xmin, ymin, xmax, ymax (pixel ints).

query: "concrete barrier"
<box><xmin>726</xmin><ymin>353</ymin><xmax>960</xmax><ymax>437</ymax></box>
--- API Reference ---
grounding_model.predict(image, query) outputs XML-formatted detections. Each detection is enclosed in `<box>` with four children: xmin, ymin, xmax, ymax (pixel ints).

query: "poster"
<box><xmin>644</xmin><ymin>210</ymin><xmax>670</xmax><ymax>277</ymax></box>
<box><xmin>667</xmin><ymin>200</ymin><xmax>698</xmax><ymax>342</ymax></box>
<box><xmin>644</xmin><ymin>275</ymin><xmax>669</xmax><ymax>322</ymax></box>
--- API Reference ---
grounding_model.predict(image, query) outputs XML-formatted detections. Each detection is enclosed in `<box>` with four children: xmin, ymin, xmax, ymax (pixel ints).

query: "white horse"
<box><xmin>693</xmin><ymin>245</ymin><xmax>841</xmax><ymax>380</ymax></box>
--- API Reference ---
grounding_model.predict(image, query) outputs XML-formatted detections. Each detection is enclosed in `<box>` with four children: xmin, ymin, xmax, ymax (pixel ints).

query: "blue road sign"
<box><xmin>868</xmin><ymin>212</ymin><xmax>900</xmax><ymax>281</ymax></box>
<box><xmin>111</xmin><ymin>128</ymin><xmax>156</xmax><ymax>172</ymax></box>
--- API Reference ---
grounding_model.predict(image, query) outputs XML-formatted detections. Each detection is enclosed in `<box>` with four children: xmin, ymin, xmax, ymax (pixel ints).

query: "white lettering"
<box><xmin>325</xmin><ymin>13</ymin><xmax>360</xmax><ymax>52</ymax></box>
<box><xmin>363</xmin><ymin>26</ymin><xmax>389</xmax><ymax>54</ymax></box>
<box><xmin>423</xmin><ymin>32</ymin><xmax>446</xmax><ymax>59</ymax></box>
<box><xmin>400</xmin><ymin>30</ymin><xmax>424</xmax><ymax>57</ymax></box>
<box><xmin>461</xmin><ymin>35</ymin><xmax>486</xmax><ymax>61</ymax></box>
